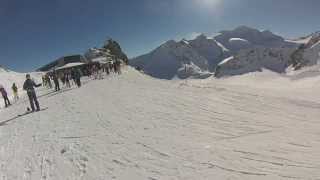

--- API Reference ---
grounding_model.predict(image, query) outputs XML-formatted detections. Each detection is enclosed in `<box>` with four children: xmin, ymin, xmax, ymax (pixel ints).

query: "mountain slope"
<box><xmin>130</xmin><ymin>40</ymin><xmax>209</xmax><ymax>79</ymax></box>
<box><xmin>289</xmin><ymin>32</ymin><xmax>320</xmax><ymax>70</ymax></box>
<box><xmin>188</xmin><ymin>34</ymin><xmax>226</xmax><ymax>71</ymax></box>
<box><xmin>215</xmin><ymin>47</ymin><xmax>296</xmax><ymax>77</ymax></box>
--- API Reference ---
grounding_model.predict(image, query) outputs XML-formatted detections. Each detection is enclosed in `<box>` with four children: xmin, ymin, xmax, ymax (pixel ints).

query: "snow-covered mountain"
<box><xmin>215</xmin><ymin>29</ymin><xmax>320</xmax><ymax>77</ymax></box>
<box><xmin>215</xmin><ymin>26</ymin><xmax>296</xmax><ymax>52</ymax></box>
<box><xmin>130</xmin><ymin>40</ymin><xmax>210</xmax><ymax>79</ymax></box>
<box><xmin>215</xmin><ymin>47</ymin><xmax>296</xmax><ymax>77</ymax></box>
<box><xmin>85</xmin><ymin>39</ymin><xmax>129</xmax><ymax>64</ymax></box>
<box><xmin>188</xmin><ymin>34</ymin><xmax>228</xmax><ymax>71</ymax></box>
<box><xmin>289</xmin><ymin>32</ymin><xmax>320</xmax><ymax>70</ymax></box>
<box><xmin>130</xmin><ymin>26</ymin><xmax>302</xmax><ymax>79</ymax></box>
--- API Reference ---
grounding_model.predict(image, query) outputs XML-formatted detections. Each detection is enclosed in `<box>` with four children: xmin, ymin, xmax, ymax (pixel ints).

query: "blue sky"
<box><xmin>1</xmin><ymin>0</ymin><xmax>320</xmax><ymax>72</ymax></box>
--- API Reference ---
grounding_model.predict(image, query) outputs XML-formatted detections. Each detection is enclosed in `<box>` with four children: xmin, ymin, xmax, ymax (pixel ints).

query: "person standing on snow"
<box><xmin>12</xmin><ymin>83</ymin><xmax>19</xmax><ymax>101</ymax></box>
<box><xmin>45</xmin><ymin>74</ymin><xmax>52</xmax><ymax>89</ymax></box>
<box><xmin>113</xmin><ymin>60</ymin><xmax>118</xmax><ymax>73</ymax></box>
<box><xmin>73</xmin><ymin>68</ymin><xmax>82</xmax><ymax>87</ymax></box>
<box><xmin>23</xmin><ymin>74</ymin><xmax>41</xmax><ymax>112</ymax></box>
<box><xmin>116</xmin><ymin>59</ymin><xmax>122</xmax><ymax>74</ymax></box>
<box><xmin>52</xmin><ymin>71</ymin><xmax>60</xmax><ymax>91</ymax></box>
<box><xmin>105</xmin><ymin>62</ymin><xmax>110</xmax><ymax>75</ymax></box>
<box><xmin>42</xmin><ymin>75</ymin><xmax>46</xmax><ymax>87</ymax></box>
<box><xmin>65</xmin><ymin>71</ymin><xmax>71</xmax><ymax>88</ymax></box>
<box><xmin>0</xmin><ymin>85</ymin><xmax>11</xmax><ymax>108</ymax></box>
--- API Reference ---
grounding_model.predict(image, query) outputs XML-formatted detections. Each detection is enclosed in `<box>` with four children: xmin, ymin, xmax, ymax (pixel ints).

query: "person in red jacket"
<box><xmin>0</xmin><ymin>85</ymin><xmax>11</xmax><ymax>108</ymax></box>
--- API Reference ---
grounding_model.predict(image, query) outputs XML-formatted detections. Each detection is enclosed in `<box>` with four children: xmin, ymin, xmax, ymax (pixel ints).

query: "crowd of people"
<box><xmin>1</xmin><ymin>60</ymin><xmax>124</xmax><ymax>111</ymax></box>
<box><xmin>42</xmin><ymin>68</ymin><xmax>82</xmax><ymax>91</ymax></box>
<box><xmin>87</xmin><ymin>60</ymin><xmax>122</xmax><ymax>80</ymax></box>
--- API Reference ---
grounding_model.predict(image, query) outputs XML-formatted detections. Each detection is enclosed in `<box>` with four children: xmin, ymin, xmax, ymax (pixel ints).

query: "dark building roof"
<box><xmin>37</xmin><ymin>55</ymin><xmax>88</xmax><ymax>72</ymax></box>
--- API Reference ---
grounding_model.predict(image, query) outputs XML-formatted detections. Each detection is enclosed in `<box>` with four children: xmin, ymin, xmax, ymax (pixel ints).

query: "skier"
<box><xmin>42</xmin><ymin>75</ymin><xmax>47</xmax><ymax>87</ymax></box>
<box><xmin>115</xmin><ymin>59</ymin><xmax>122</xmax><ymax>74</ymax></box>
<box><xmin>113</xmin><ymin>60</ymin><xmax>117</xmax><ymax>73</ymax></box>
<box><xmin>52</xmin><ymin>71</ymin><xmax>60</xmax><ymax>91</ymax></box>
<box><xmin>98</xmin><ymin>65</ymin><xmax>103</xmax><ymax>79</ymax></box>
<box><xmin>59</xmin><ymin>72</ymin><xmax>65</xmax><ymax>85</ymax></box>
<box><xmin>73</xmin><ymin>68</ymin><xmax>82</xmax><ymax>87</ymax></box>
<box><xmin>105</xmin><ymin>63</ymin><xmax>110</xmax><ymax>75</ymax></box>
<box><xmin>92</xmin><ymin>65</ymin><xmax>98</xmax><ymax>80</ymax></box>
<box><xmin>71</xmin><ymin>69</ymin><xmax>76</xmax><ymax>85</ymax></box>
<box><xmin>65</xmin><ymin>71</ymin><xmax>71</xmax><ymax>88</ymax></box>
<box><xmin>45</xmin><ymin>74</ymin><xmax>52</xmax><ymax>89</ymax></box>
<box><xmin>0</xmin><ymin>85</ymin><xmax>11</xmax><ymax>108</ymax></box>
<box><xmin>12</xmin><ymin>83</ymin><xmax>19</xmax><ymax>101</ymax></box>
<box><xmin>110</xmin><ymin>61</ymin><xmax>114</xmax><ymax>73</ymax></box>
<box><xmin>23</xmin><ymin>74</ymin><xmax>41</xmax><ymax>112</ymax></box>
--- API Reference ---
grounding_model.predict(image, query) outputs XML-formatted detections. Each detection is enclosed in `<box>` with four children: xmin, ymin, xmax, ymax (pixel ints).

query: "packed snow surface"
<box><xmin>1</xmin><ymin>67</ymin><xmax>320</xmax><ymax>179</ymax></box>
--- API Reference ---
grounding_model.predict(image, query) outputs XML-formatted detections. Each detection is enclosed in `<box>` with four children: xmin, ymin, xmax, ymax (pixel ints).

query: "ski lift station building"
<box><xmin>37</xmin><ymin>55</ymin><xmax>88</xmax><ymax>72</ymax></box>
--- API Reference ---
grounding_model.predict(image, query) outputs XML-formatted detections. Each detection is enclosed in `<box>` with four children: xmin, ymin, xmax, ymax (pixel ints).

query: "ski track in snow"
<box><xmin>1</xmin><ymin>67</ymin><xmax>320</xmax><ymax>179</ymax></box>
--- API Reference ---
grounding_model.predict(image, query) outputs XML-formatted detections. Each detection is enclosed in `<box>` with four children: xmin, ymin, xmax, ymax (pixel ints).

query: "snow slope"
<box><xmin>0</xmin><ymin>67</ymin><xmax>42</xmax><ymax>108</ymax></box>
<box><xmin>0</xmin><ymin>67</ymin><xmax>320</xmax><ymax>179</ymax></box>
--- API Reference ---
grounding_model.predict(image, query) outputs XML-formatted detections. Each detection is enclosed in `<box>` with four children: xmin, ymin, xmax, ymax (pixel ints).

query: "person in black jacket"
<box><xmin>72</xmin><ymin>68</ymin><xmax>82</xmax><ymax>87</ymax></box>
<box><xmin>52</xmin><ymin>71</ymin><xmax>60</xmax><ymax>91</ymax></box>
<box><xmin>23</xmin><ymin>74</ymin><xmax>41</xmax><ymax>111</ymax></box>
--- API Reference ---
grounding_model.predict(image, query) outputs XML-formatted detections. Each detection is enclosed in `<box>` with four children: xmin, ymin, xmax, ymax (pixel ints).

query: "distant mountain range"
<box><xmin>130</xmin><ymin>26</ymin><xmax>320</xmax><ymax>79</ymax></box>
